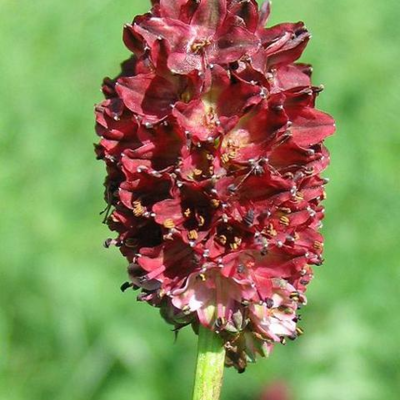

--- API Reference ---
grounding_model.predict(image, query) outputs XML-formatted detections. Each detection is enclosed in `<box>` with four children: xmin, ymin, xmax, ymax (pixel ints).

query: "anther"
<box><xmin>211</xmin><ymin>199</ymin><xmax>220</xmax><ymax>208</ymax></box>
<box><xmin>237</xmin><ymin>264</ymin><xmax>246</xmax><ymax>274</ymax></box>
<box><xmin>244</xmin><ymin>209</ymin><xmax>255</xmax><ymax>227</ymax></box>
<box><xmin>296</xmin><ymin>327</ymin><xmax>304</xmax><ymax>336</ymax></box>
<box><xmin>280</xmin><ymin>216</ymin><xmax>290</xmax><ymax>226</ymax></box>
<box><xmin>290</xmin><ymin>291</ymin><xmax>301</xmax><ymax>301</ymax></box>
<box><xmin>218</xmin><ymin>235</ymin><xmax>228</xmax><ymax>245</ymax></box>
<box><xmin>228</xmin><ymin>184</ymin><xmax>237</xmax><ymax>193</ymax></box>
<box><xmin>104</xmin><ymin>238</ymin><xmax>116</xmax><ymax>248</ymax></box>
<box><xmin>120</xmin><ymin>282</ymin><xmax>133</xmax><ymax>292</ymax></box>
<box><xmin>137</xmin><ymin>166</ymin><xmax>147</xmax><ymax>173</ymax></box>
<box><xmin>163</xmin><ymin>219</ymin><xmax>175</xmax><ymax>229</ymax></box>
<box><xmin>198</xmin><ymin>215</ymin><xmax>205</xmax><ymax>227</ymax></box>
<box><xmin>182</xmin><ymin>305</ymin><xmax>191</xmax><ymax>314</ymax></box>
<box><xmin>188</xmin><ymin>230</ymin><xmax>198</xmax><ymax>240</ymax></box>
<box><xmin>265</xmin><ymin>298</ymin><xmax>274</xmax><ymax>308</ymax></box>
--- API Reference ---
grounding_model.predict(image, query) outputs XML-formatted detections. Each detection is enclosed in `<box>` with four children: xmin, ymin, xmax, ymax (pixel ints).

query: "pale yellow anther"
<box><xmin>296</xmin><ymin>327</ymin><xmax>304</xmax><ymax>336</ymax></box>
<box><xmin>206</xmin><ymin>153</ymin><xmax>214</xmax><ymax>160</ymax></box>
<box><xmin>211</xmin><ymin>199</ymin><xmax>220</xmax><ymax>208</ymax></box>
<box><xmin>289</xmin><ymin>291</ymin><xmax>300</xmax><ymax>301</ymax></box>
<box><xmin>295</xmin><ymin>191</ymin><xmax>304</xmax><ymax>201</ymax></box>
<box><xmin>221</xmin><ymin>153</ymin><xmax>230</xmax><ymax>164</ymax></box>
<box><xmin>266</xmin><ymin>223</ymin><xmax>277</xmax><ymax>237</ymax></box>
<box><xmin>218</xmin><ymin>235</ymin><xmax>228</xmax><ymax>245</ymax></box>
<box><xmin>228</xmin><ymin>151</ymin><xmax>237</xmax><ymax>159</ymax></box>
<box><xmin>305</xmin><ymin>167</ymin><xmax>315</xmax><ymax>176</ymax></box>
<box><xmin>198</xmin><ymin>215</ymin><xmax>205</xmax><ymax>227</ymax></box>
<box><xmin>163</xmin><ymin>219</ymin><xmax>175</xmax><ymax>229</ymax></box>
<box><xmin>280</xmin><ymin>216</ymin><xmax>290</xmax><ymax>226</ymax></box>
<box><xmin>191</xmin><ymin>39</ymin><xmax>211</xmax><ymax>53</ymax></box>
<box><xmin>188</xmin><ymin>230</ymin><xmax>198</xmax><ymax>240</ymax></box>
<box><xmin>184</xmin><ymin>208</ymin><xmax>191</xmax><ymax>218</ymax></box>
<box><xmin>133</xmin><ymin>201</ymin><xmax>145</xmax><ymax>217</ymax></box>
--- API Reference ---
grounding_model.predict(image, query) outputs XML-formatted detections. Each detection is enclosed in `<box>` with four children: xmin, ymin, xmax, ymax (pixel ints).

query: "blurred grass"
<box><xmin>0</xmin><ymin>0</ymin><xmax>399</xmax><ymax>399</ymax></box>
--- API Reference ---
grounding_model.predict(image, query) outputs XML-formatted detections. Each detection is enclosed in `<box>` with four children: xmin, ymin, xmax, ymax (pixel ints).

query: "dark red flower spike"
<box><xmin>95</xmin><ymin>0</ymin><xmax>335</xmax><ymax>371</ymax></box>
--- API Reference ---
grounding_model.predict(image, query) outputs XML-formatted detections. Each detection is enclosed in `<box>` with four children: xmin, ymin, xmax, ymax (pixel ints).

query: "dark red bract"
<box><xmin>95</xmin><ymin>0</ymin><xmax>335</xmax><ymax>371</ymax></box>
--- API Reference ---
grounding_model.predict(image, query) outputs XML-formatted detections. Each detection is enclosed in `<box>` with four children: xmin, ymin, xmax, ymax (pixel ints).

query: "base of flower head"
<box><xmin>122</xmin><ymin>265</ymin><xmax>307</xmax><ymax>372</ymax></box>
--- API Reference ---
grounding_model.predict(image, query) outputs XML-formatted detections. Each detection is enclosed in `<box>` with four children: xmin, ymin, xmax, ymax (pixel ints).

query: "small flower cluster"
<box><xmin>95</xmin><ymin>0</ymin><xmax>335</xmax><ymax>371</ymax></box>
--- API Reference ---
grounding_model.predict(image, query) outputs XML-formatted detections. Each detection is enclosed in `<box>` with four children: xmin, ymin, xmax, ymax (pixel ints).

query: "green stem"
<box><xmin>192</xmin><ymin>325</ymin><xmax>226</xmax><ymax>400</ymax></box>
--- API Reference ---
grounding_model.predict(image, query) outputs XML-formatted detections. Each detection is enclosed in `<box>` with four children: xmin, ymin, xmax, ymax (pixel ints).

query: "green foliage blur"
<box><xmin>1</xmin><ymin>0</ymin><xmax>399</xmax><ymax>399</ymax></box>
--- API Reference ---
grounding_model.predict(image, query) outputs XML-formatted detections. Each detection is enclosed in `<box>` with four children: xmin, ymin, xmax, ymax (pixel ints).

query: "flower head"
<box><xmin>95</xmin><ymin>0</ymin><xmax>335</xmax><ymax>371</ymax></box>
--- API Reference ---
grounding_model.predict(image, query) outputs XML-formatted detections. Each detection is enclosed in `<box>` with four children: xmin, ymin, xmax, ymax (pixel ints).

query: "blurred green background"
<box><xmin>1</xmin><ymin>0</ymin><xmax>399</xmax><ymax>399</ymax></box>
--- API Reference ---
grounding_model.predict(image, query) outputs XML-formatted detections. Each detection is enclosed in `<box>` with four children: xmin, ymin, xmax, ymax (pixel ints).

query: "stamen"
<box><xmin>163</xmin><ymin>219</ymin><xmax>175</xmax><ymax>229</ymax></box>
<box><xmin>133</xmin><ymin>201</ymin><xmax>145</xmax><ymax>217</ymax></box>
<box><xmin>188</xmin><ymin>230</ymin><xmax>198</xmax><ymax>240</ymax></box>
<box><xmin>120</xmin><ymin>282</ymin><xmax>133</xmax><ymax>292</ymax></box>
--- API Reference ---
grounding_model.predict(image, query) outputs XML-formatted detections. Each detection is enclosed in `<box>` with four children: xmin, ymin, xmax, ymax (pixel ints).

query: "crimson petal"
<box><xmin>116</xmin><ymin>74</ymin><xmax>179</xmax><ymax>121</ymax></box>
